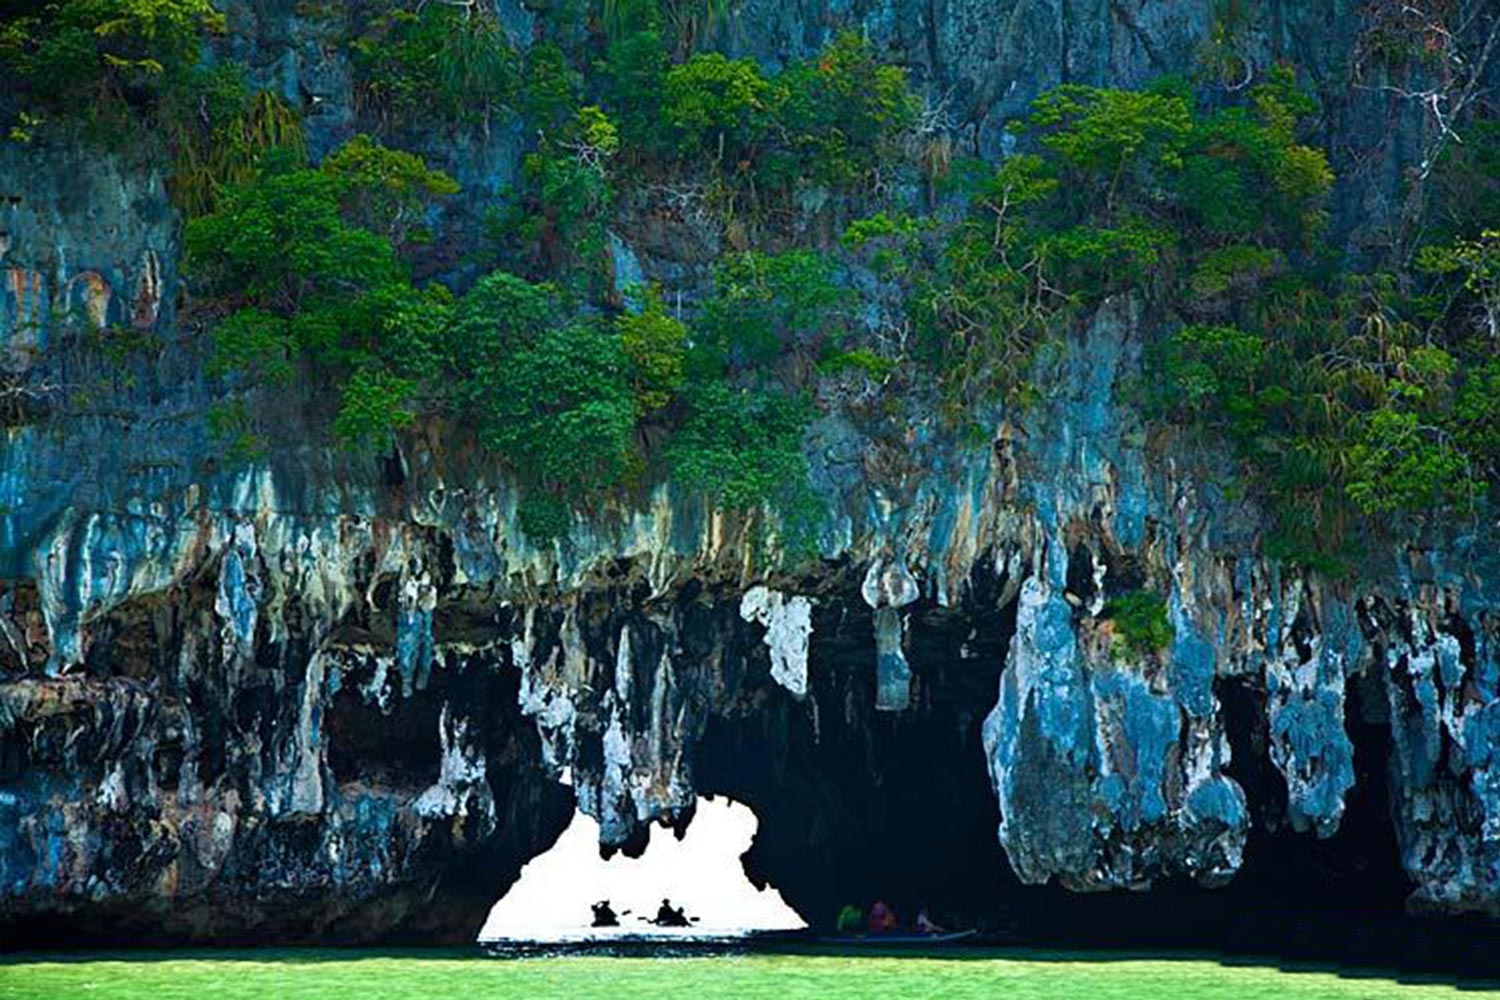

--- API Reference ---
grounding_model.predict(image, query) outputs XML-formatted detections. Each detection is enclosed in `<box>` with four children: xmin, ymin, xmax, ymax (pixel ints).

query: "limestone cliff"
<box><xmin>1</xmin><ymin>0</ymin><xmax>1498</xmax><ymax>955</ymax></box>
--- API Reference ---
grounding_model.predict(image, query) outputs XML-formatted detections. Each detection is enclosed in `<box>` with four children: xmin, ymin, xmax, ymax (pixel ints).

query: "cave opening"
<box><xmin>693</xmin><ymin>575</ymin><xmax>1019</xmax><ymax>936</ymax></box>
<box><xmin>479</xmin><ymin>796</ymin><xmax>805</xmax><ymax>941</ymax></box>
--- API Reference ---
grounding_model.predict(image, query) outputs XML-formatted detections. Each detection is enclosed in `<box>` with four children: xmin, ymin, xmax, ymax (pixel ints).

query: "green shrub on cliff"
<box><xmin>1102</xmin><ymin>591</ymin><xmax>1174</xmax><ymax>660</ymax></box>
<box><xmin>0</xmin><ymin>0</ymin><xmax>223</xmax><ymax>101</ymax></box>
<box><xmin>888</xmin><ymin>68</ymin><xmax>1493</xmax><ymax>568</ymax></box>
<box><xmin>662</xmin><ymin>52</ymin><xmax>775</xmax><ymax>165</ymax></box>
<box><xmin>439</xmin><ymin>267</ymin><xmax>818</xmax><ymax>541</ymax></box>
<box><xmin>454</xmin><ymin>281</ymin><xmax>641</xmax><ymax>523</ymax></box>
<box><xmin>1015</xmin><ymin>68</ymin><xmax>1330</xmax><ymax>292</ymax></box>
<box><xmin>1027</xmin><ymin>83</ymin><xmax>1194</xmax><ymax>181</ymax></box>
<box><xmin>332</xmin><ymin>367</ymin><xmax>419</xmax><ymax>446</ymax></box>
<box><xmin>913</xmin><ymin>70</ymin><xmax>1357</xmax><ymax>557</ymax></box>
<box><xmin>1</xmin><ymin>0</ymin><xmax>224</xmax><ymax>142</ymax></box>
<box><xmin>1419</xmin><ymin>230</ymin><xmax>1500</xmax><ymax>340</ymax></box>
<box><xmin>321</xmin><ymin>134</ymin><xmax>461</xmax><ymax>245</ymax></box>
<box><xmin>1428</xmin><ymin>121</ymin><xmax>1500</xmax><ymax>243</ymax></box>
<box><xmin>914</xmin><ymin>152</ymin><xmax>1059</xmax><ymax>416</ymax></box>
<box><xmin>668</xmin><ymin>381</ymin><xmax>812</xmax><ymax>512</ymax></box>
<box><xmin>601</xmin><ymin>22</ymin><xmax>671</xmax><ymax>154</ymax></box>
<box><xmin>443</xmin><ymin>271</ymin><xmax>703</xmax><ymax>541</ymax></box>
<box><xmin>165</xmin><ymin>81</ymin><xmax>305</xmax><ymax>218</ymax></box>
<box><xmin>350</xmin><ymin>1</ymin><xmax>517</xmax><ymax>131</ymax></box>
<box><xmin>596</xmin><ymin>31</ymin><xmax>915</xmax><ymax>211</ymax></box>
<box><xmin>488</xmin><ymin>46</ymin><xmax>618</xmax><ymax>286</ymax></box>
<box><xmin>185</xmin><ymin>137</ymin><xmax>458</xmax><ymax>448</ymax></box>
<box><xmin>617</xmin><ymin>287</ymin><xmax>689</xmax><ymax>415</ymax></box>
<box><xmin>1452</xmin><ymin>359</ymin><xmax>1500</xmax><ymax>484</ymax></box>
<box><xmin>597</xmin><ymin>0</ymin><xmax>726</xmax><ymax>57</ymax></box>
<box><xmin>776</xmin><ymin>31</ymin><xmax>918</xmax><ymax>189</ymax></box>
<box><xmin>1151</xmin><ymin>262</ymin><xmax>1496</xmax><ymax>571</ymax></box>
<box><xmin>1154</xmin><ymin>324</ymin><xmax>1265</xmax><ymax>419</ymax></box>
<box><xmin>184</xmin><ymin>163</ymin><xmax>404</xmax><ymax>313</ymax></box>
<box><xmin>696</xmin><ymin>250</ymin><xmax>849</xmax><ymax>372</ymax></box>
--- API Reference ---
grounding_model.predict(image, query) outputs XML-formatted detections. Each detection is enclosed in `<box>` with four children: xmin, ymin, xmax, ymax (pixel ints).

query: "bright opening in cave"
<box><xmin>480</xmin><ymin>795</ymin><xmax>805</xmax><ymax>941</ymax></box>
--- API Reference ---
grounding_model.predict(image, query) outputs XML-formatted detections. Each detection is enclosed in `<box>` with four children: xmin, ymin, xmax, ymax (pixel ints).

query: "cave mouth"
<box><xmin>479</xmin><ymin>795</ymin><xmax>805</xmax><ymax>941</ymax></box>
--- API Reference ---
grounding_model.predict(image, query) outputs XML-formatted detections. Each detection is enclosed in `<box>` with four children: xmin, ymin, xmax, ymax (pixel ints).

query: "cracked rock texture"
<box><xmin>1</xmin><ymin>0</ymin><xmax>1499</xmax><ymax>949</ymax></box>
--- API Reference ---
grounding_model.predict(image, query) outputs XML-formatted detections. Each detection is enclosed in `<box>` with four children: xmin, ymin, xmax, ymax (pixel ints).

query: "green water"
<box><xmin>0</xmin><ymin>950</ymin><xmax>1496</xmax><ymax>1000</ymax></box>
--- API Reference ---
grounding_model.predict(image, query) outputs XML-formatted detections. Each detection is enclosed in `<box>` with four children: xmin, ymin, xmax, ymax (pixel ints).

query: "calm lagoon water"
<box><xmin>1</xmin><ymin>950</ymin><xmax>1496</xmax><ymax>1000</ymax></box>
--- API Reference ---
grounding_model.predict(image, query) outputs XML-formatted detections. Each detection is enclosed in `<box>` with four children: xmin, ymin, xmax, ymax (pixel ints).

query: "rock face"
<box><xmin>1</xmin><ymin>0</ymin><xmax>1499</xmax><ymax>953</ymax></box>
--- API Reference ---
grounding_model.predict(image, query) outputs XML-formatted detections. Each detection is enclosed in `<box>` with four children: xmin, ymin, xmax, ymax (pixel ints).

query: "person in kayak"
<box><xmin>591</xmin><ymin>900</ymin><xmax>620</xmax><ymax>927</ymax></box>
<box><xmin>915</xmin><ymin>905</ymin><xmax>948</xmax><ymax>935</ymax></box>
<box><xmin>867</xmin><ymin>900</ymin><xmax>899</xmax><ymax>933</ymax></box>
<box><xmin>655</xmin><ymin>898</ymin><xmax>691</xmax><ymax>927</ymax></box>
<box><xmin>835</xmin><ymin>903</ymin><xmax>864</xmax><ymax>934</ymax></box>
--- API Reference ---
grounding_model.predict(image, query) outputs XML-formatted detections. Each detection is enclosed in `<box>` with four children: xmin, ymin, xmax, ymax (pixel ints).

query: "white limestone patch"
<box><xmin>1262</xmin><ymin>582</ymin><xmax>1356</xmax><ymax>840</ymax></box>
<box><xmin>739</xmin><ymin>587</ymin><xmax>814</xmax><ymax>698</ymax></box>
<box><xmin>513</xmin><ymin>606</ymin><xmax>578</xmax><ymax>778</ymax></box>
<box><xmin>414</xmin><ymin>704</ymin><xmax>490</xmax><ymax>820</ymax></box>
<box><xmin>861</xmin><ymin>557</ymin><xmax>919</xmax><ymax>610</ymax></box>
<box><xmin>284</xmin><ymin>650</ymin><xmax>326</xmax><ymax>816</ymax></box>
<box><xmin>96</xmin><ymin>762</ymin><xmax>129</xmax><ymax>812</ymax></box>
<box><xmin>861</xmin><ymin>559</ymin><xmax>917</xmax><ymax>710</ymax></box>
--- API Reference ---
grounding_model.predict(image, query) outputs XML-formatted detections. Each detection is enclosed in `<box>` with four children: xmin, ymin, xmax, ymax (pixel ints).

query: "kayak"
<box><xmin>812</xmin><ymin>929</ymin><xmax>980</xmax><ymax>946</ymax></box>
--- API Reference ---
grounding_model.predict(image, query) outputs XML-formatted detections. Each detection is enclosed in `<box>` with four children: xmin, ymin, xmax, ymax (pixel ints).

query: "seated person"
<box><xmin>915</xmin><ymin>905</ymin><xmax>947</xmax><ymax>935</ymax></box>
<box><xmin>835</xmin><ymin>903</ymin><xmax>864</xmax><ymax>935</ymax></box>
<box><xmin>590</xmin><ymin>900</ymin><xmax>619</xmax><ymax>927</ymax></box>
<box><xmin>867</xmin><ymin>900</ymin><xmax>898</xmax><ymax>933</ymax></box>
<box><xmin>655</xmin><ymin>898</ymin><xmax>691</xmax><ymax>927</ymax></box>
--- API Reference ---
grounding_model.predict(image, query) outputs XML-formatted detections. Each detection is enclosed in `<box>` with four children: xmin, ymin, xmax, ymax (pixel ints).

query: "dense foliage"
<box><xmin>446</xmin><ymin>273</ymin><xmax>641</xmax><ymax>538</ymax></box>
<box><xmin>1141</xmin><ymin>106</ymin><xmax>1500</xmax><ymax>569</ymax></box>
<box><xmin>350</xmin><ymin>1</ymin><xmax>516</xmax><ymax>131</ymax></box>
<box><xmin>12</xmin><ymin>0</ymin><xmax>1495</xmax><ymax>562</ymax></box>
<box><xmin>184</xmin><ymin>136</ymin><xmax>457</xmax><ymax>447</ymax></box>
<box><xmin>0</xmin><ymin>0</ymin><xmax>224</xmax><ymax>142</ymax></box>
<box><xmin>907</xmin><ymin>71</ymin><xmax>1334</xmax><ymax>418</ymax></box>
<box><xmin>0</xmin><ymin>0</ymin><xmax>222</xmax><ymax>107</ymax></box>
<box><xmin>839</xmin><ymin>67</ymin><xmax>1498</xmax><ymax>571</ymax></box>
<box><xmin>649</xmin><ymin>30</ymin><xmax>918</xmax><ymax>207</ymax></box>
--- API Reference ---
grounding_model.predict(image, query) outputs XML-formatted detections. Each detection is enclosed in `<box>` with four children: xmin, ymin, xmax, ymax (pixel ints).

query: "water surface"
<box><xmin>2</xmin><ymin>949</ymin><xmax>1496</xmax><ymax>1000</ymax></box>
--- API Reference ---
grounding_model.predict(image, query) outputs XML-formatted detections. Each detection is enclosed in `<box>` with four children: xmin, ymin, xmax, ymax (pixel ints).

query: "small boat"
<box><xmin>812</xmin><ymin>928</ymin><xmax>980</xmax><ymax>947</ymax></box>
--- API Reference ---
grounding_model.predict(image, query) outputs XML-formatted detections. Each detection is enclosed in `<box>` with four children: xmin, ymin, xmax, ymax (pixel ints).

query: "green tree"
<box><xmin>496</xmin><ymin>105</ymin><xmax>619</xmax><ymax>285</ymax></box>
<box><xmin>333</xmin><ymin>367</ymin><xmax>418</xmax><ymax>446</ymax></box>
<box><xmin>449</xmin><ymin>272</ymin><xmax>643</xmax><ymax>538</ymax></box>
<box><xmin>697</xmin><ymin>250</ymin><xmax>848</xmax><ymax>372</ymax></box>
<box><xmin>663</xmin><ymin>52</ymin><xmax>776</xmax><ymax>164</ymax></box>
<box><xmin>321</xmin><ymin>134</ymin><xmax>461</xmax><ymax>245</ymax></box>
<box><xmin>1419</xmin><ymin>230</ymin><xmax>1500</xmax><ymax>340</ymax></box>
<box><xmin>776</xmin><ymin>31</ymin><xmax>918</xmax><ymax>188</ymax></box>
<box><xmin>617</xmin><ymin>287</ymin><xmax>689</xmax><ymax>415</ymax></box>
<box><xmin>185</xmin><ymin>138</ymin><xmax>458</xmax><ymax>446</ymax></box>
<box><xmin>1102</xmin><ymin>592</ymin><xmax>1174</xmax><ymax>659</ymax></box>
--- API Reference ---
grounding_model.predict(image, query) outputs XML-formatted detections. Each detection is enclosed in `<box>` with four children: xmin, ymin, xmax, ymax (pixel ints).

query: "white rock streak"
<box><xmin>415</xmin><ymin>704</ymin><xmax>489</xmax><ymax>819</ymax></box>
<box><xmin>739</xmin><ymin>587</ymin><xmax>814</xmax><ymax>698</ymax></box>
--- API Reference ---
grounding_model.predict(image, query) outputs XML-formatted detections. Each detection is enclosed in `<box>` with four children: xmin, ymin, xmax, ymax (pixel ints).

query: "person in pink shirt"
<box><xmin>866</xmin><ymin>900</ymin><xmax>899</xmax><ymax>933</ymax></box>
